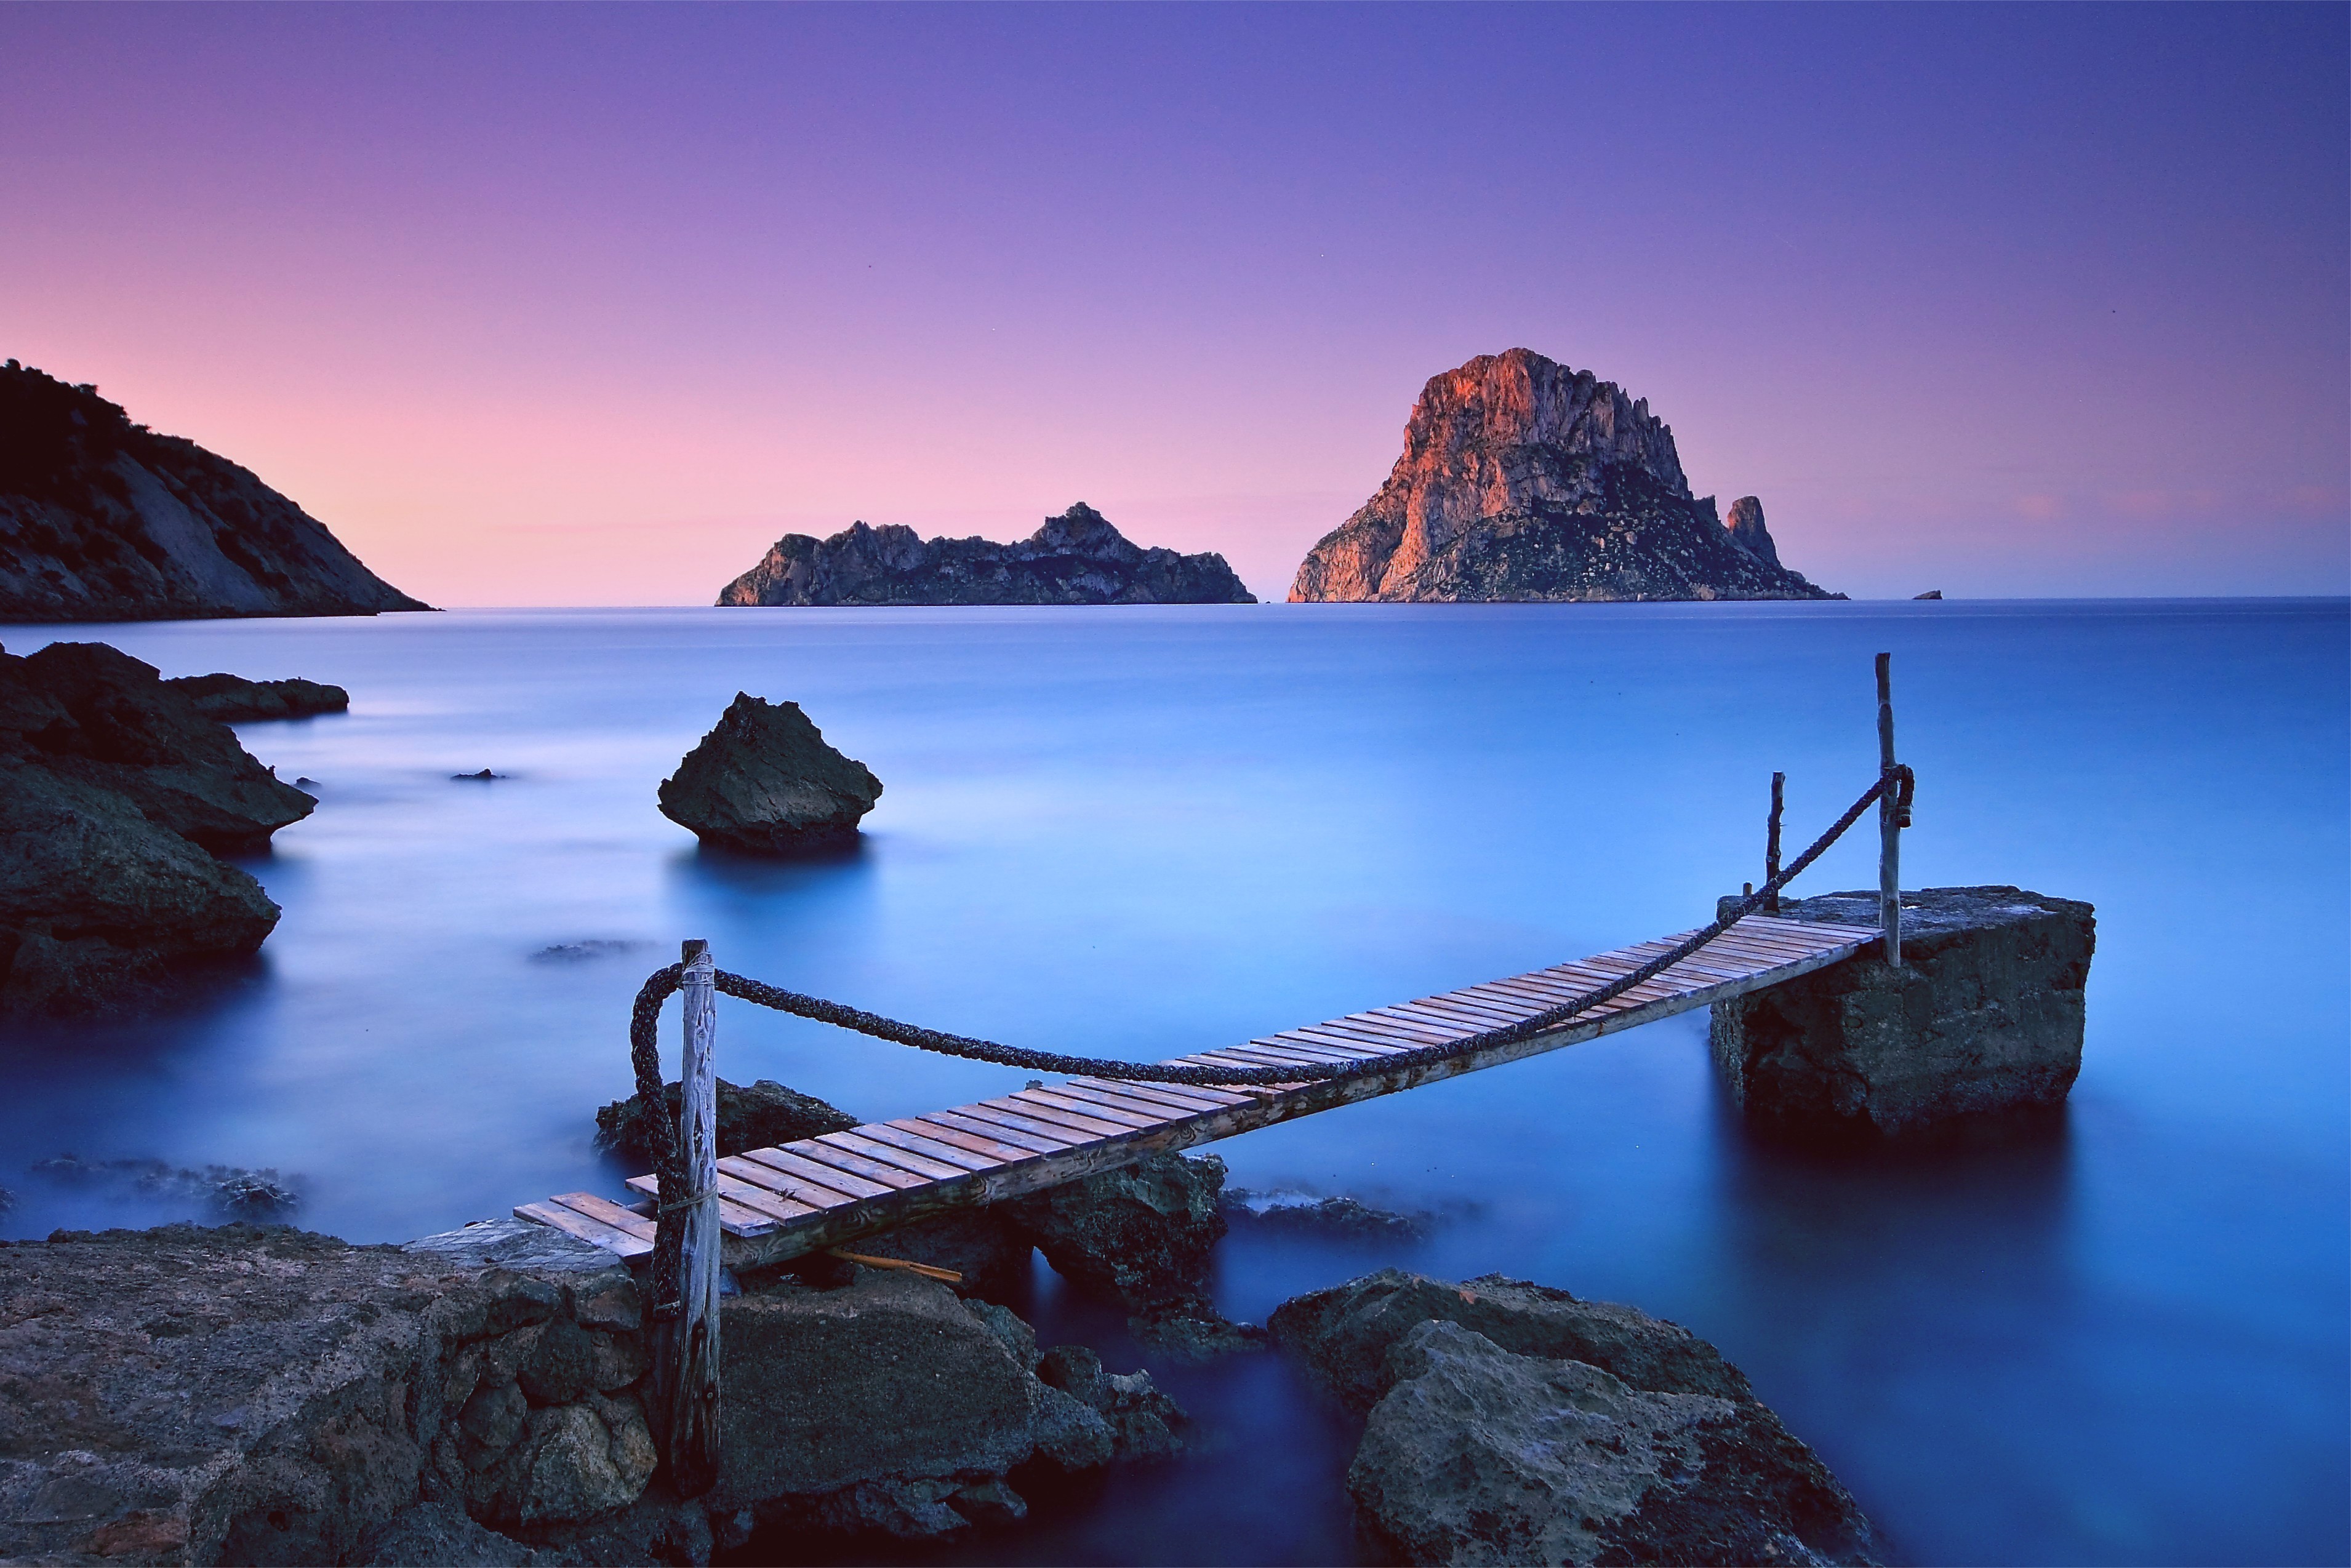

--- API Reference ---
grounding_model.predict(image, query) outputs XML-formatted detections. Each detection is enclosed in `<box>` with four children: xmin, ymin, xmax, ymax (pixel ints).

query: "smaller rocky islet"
<box><xmin>655</xmin><ymin>693</ymin><xmax>883</xmax><ymax>854</ymax></box>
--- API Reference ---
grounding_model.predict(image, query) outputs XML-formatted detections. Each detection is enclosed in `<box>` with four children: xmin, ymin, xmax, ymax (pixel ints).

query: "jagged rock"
<box><xmin>353</xmin><ymin>1501</ymin><xmax>537</xmax><ymax>1566</ymax></box>
<box><xmin>715</xmin><ymin>1272</ymin><xmax>1094</xmax><ymax>1536</ymax></box>
<box><xmin>401</xmin><ymin>1217</ymin><xmax>625</xmax><ymax>1276</ymax></box>
<box><xmin>0</xmin><ymin>766</ymin><xmax>281</xmax><ymax>1016</ymax></box>
<box><xmin>718</xmin><ymin>502</ymin><xmax>1256</xmax><ymax>607</ymax></box>
<box><xmin>1710</xmin><ymin>886</ymin><xmax>2097</xmax><ymax>1140</ymax></box>
<box><xmin>1127</xmin><ymin>1305</ymin><xmax>1270</xmax><ymax>1362</ymax></box>
<box><xmin>1268</xmin><ymin>1270</ymin><xmax>1754</xmax><ymax>1415</ymax></box>
<box><xmin>0</xmin><ymin>360</ymin><xmax>429</xmax><ymax>622</ymax></box>
<box><xmin>1289</xmin><ymin>350</ymin><xmax>1840</xmax><ymax>603</ymax></box>
<box><xmin>1349</xmin><ymin>1321</ymin><xmax>1882</xmax><ymax>1566</ymax></box>
<box><xmin>1723</xmin><ymin>495</ymin><xmax>1782</xmax><ymax>568</ymax></box>
<box><xmin>594</xmin><ymin>1076</ymin><xmax>859</xmax><ymax>1164</ymax></box>
<box><xmin>1223</xmin><ymin>1188</ymin><xmax>1432</xmax><ymax>1245</ymax></box>
<box><xmin>1035</xmin><ymin>1344</ymin><xmax>1190</xmax><ymax>1459</ymax></box>
<box><xmin>1002</xmin><ymin>1151</ymin><xmax>1227</xmax><ymax>1311</ymax></box>
<box><xmin>1914</xmin><ymin>589</ymin><xmax>1944</xmax><ymax>599</ymax></box>
<box><xmin>6</xmin><ymin>641</ymin><xmax>316</xmax><ymax>852</ymax></box>
<box><xmin>164</xmin><ymin>672</ymin><xmax>349</xmax><ymax>722</ymax></box>
<box><xmin>657</xmin><ymin>694</ymin><xmax>883</xmax><ymax>854</ymax></box>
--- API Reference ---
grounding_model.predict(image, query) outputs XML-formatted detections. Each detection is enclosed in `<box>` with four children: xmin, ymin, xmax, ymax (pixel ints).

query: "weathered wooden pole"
<box><xmin>1765</xmin><ymin>771</ymin><xmax>1785</xmax><ymax>913</ymax></box>
<box><xmin>665</xmin><ymin>938</ymin><xmax>723</xmax><ymax>1495</ymax></box>
<box><xmin>1875</xmin><ymin>654</ymin><xmax>1901</xmax><ymax>967</ymax></box>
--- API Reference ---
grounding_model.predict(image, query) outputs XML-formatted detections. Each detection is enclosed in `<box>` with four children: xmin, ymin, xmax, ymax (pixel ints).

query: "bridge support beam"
<box><xmin>1709</xmin><ymin>887</ymin><xmax>2096</xmax><ymax>1142</ymax></box>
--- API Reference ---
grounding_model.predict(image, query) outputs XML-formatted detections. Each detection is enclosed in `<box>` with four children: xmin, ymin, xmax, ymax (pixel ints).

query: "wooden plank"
<box><xmin>855</xmin><ymin>1121</ymin><xmax>1006</xmax><ymax>1174</ymax></box>
<box><xmin>719</xmin><ymin>1153</ymin><xmax>855</xmax><ymax>1210</ymax></box>
<box><xmin>1046</xmin><ymin>1081</ymin><xmax>1204</xmax><ymax>1124</ymax></box>
<box><xmin>627</xmin><ymin>1171</ymin><xmax>807</xmax><ymax>1231</ymax></box>
<box><xmin>822</xmin><ymin>1129</ymin><xmax>971</xmax><ymax>1183</ymax></box>
<box><xmin>1220</xmin><ymin>1038</ymin><xmax>1363</xmax><ymax>1065</ymax></box>
<box><xmin>780</xmin><ymin>1140</ymin><xmax>931</xmax><ymax>1191</ymax></box>
<box><xmin>738</xmin><ymin>1145</ymin><xmax>899</xmax><ymax>1201</ymax></box>
<box><xmin>1276</xmin><ymin>1023</ymin><xmax>1420</xmax><ymax>1055</ymax></box>
<box><xmin>1063</xmin><ymin>1076</ymin><xmax>1244</xmax><ymax>1115</ymax></box>
<box><xmin>550</xmin><ymin>1190</ymin><xmax>659</xmax><ymax>1241</ymax></box>
<box><xmin>988</xmin><ymin>1094</ymin><xmax>1143</xmax><ymax>1138</ymax></box>
<box><xmin>889</xmin><ymin>1117</ymin><xmax>1043</xmax><ymax>1166</ymax></box>
<box><xmin>939</xmin><ymin>1102</ymin><xmax>1093</xmax><ymax>1148</ymax></box>
<box><xmin>516</xmin><ymin>1199</ymin><xmax>651</xmax><ymax>1258</ymax></box>
<box><xmin>922</xmin><ymin>1105</ymin><xmax>1086</xmax><ymax>1151</ymax></box>
<box><xmin>1012</xmin><ymin>1087</ymin><xmax>1164</xmax><ymax>1129</ymax></box>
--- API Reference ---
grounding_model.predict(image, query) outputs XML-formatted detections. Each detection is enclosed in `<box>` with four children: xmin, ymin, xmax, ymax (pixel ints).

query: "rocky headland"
<box><xmin>1289</xmin><ymin>349</ymin><xmax>1839</xmax><ymax>603</ymax></box>
<box><xmin>0</xmin><ymin>361</ymin><xmax>430</xmax><ymax>623</ymax></box>
<box><xmin>0</xmin><ymin>641</ymin><xmax>322</xmax><ymax>1015</ymax></box>
<box><xmin>655</xmin><ymin>694</ymin><xmax>883</xmax><ymax>854</ymax></box>
<box><xmin>716</xmin><ymin>503</ymin><xmax>1255</xmax><ymax>607</ymax></box>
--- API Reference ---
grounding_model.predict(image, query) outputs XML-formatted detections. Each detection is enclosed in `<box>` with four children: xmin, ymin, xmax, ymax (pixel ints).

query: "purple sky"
<box><xmin>2</xmin><ymin>4</ymin><xmax>2344</xmax><ymax>604</ymax></box>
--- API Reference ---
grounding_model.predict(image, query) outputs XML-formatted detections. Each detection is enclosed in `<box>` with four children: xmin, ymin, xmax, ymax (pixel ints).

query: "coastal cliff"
<box><xmin>1289</xmin><ymin>350</ymin><xmax>1836</xmax><ymax>602</ymax></box>
<box><xmin>718</xmin><ymin>503</ymin><xmax>1255</xmax><ymax>606</ymax></box>
<box><xmin>0</xmin><ymin>361</ymin><xmax>430</xmax><ymax>622</ymax></box>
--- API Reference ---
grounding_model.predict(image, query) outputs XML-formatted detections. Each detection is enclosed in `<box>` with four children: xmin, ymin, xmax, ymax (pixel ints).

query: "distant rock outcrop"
<box><xmin>0</xmin><ymin>360</ymin><xmax>430</xmax><ymax>622</ymax></box>
<box><xmin>718</xmin><ymin>503</ymin><xmax>1256</xmax><ymax>607</ymax></box>
<box><xmin>163</xmin><ymin>672</ymin><xmax>350</xmax><ymax>722</ymax></box>
<box><xmin>0</xmin><ymin>641</ymin><xmax>316</xmax><ymax>1014</ymax></box>
<box><xmin>657</xmin><ymin>694</ymin><xmax>883</xmax><ymax>853</ymax></box>
<box><xmin>1289</xmin><ymin>350</ymin><xmax>1838</xmax><ymax>603</ymax></box>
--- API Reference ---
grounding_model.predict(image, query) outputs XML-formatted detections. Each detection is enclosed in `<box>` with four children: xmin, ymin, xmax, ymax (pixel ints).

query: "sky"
<box><xmin>1</xmin><ymin>4</ymin><xmax>2344</xmax><ymax>606</ymax></box>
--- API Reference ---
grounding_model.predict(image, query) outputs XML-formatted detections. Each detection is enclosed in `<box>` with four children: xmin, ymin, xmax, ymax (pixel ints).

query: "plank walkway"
<box><xmin>517</xmin><ymin>913</ymin><xmax>1876</xmax><ymax>1270</ymax></box>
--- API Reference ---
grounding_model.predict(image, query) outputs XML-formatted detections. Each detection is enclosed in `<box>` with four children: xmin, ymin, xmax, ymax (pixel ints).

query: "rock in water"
<box><xmin>163</xmin><ymin>672</ymin><xmax>350</xmax><ymax>721</ymax></box>
<box><xmin>1288</xmin><ymin>350</ymin><xmax>1840</xmax><ymax>603</ymax></box>
<box><xmin>594</xmin><ymin>1077</ymin><xmax>860</xmax><ymax>1163</ymax></box>
<box><xmin>657</xmin><ymin>693</ymin><xmax>883</xmax><ymax>852</ymax></box>
<box><xmin>0</xmin><ymin>360</ymin><xmax>430</xmax><ymax>622</ymax></box>
<box><xmin>1272</xmin><ymin>1271</ymin><xmax>1883</xmax><ymax>1566</ymax></box>
<box><xmin>0</xmin><ymin>641</ymin><xmax>318</xmax><ymax>1014</ymax></box>
<box><xmin>717</xmin><ymin>502</ymin><xmax>1256</xmax><ymax>606</ymax></box>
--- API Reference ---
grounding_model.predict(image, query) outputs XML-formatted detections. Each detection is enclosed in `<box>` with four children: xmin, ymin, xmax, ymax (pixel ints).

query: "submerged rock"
<box><xmin>1270</xmin><ymin>1271</ymin><xmax>1882</xmax><ymax>1566</ymax></box>
<box><xmin>162</xmin><ymin>672</ymin><xmax>350</xmax><ymax>722</ymax></box>
<box><xmin>594</xmin><ymin>1076</ymin><xmax>860</xmax><ymax>1164</ymax></box>
<box><xmin>1224</xmin><ymin>1188</ymin><xmax>1432</xmax><ymax>1246</ymax></box>
<box><xmin>657</xmin><ymin>693</ymin><xmax>883</xmax><ymax>853</ymax></box>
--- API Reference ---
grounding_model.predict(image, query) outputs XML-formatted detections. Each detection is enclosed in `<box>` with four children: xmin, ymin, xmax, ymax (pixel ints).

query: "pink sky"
<box><xmin>2</xmin><ymin>5</ymin><xmax>2343</xmax><ymax>604</ymax></box>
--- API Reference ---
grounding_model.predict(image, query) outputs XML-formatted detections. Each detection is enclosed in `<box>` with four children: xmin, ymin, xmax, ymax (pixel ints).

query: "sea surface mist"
<box><xmin>2</xmin><ymin>599</ymin><xmax>2343</xmax><ymax>1566</ymax></box>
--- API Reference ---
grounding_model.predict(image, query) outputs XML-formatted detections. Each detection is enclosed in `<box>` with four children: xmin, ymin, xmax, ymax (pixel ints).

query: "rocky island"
<box><xmin>1289</xmin><ymin>349</ymin><xmax>1839</xmax><ymax>602</ymax></box>
<box><xmin>0</xmin><ymin>361</ymin><xmax>429</xmax><ymax>623</ymax></box>
<box><xmin>717</xmin><ymin>502</ymin><xmax>1255</xmax><ymax>606</ymax></box>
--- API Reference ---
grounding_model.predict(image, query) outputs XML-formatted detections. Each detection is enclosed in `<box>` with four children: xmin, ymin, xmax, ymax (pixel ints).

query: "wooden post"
<box><xmin>1765</xmin><ymin>771</ymin><xmax>1785</xmax><ymax>912</ymax></box>
<box><xmin>1875</xmin><ymin>654</ymin><xmax>1900</xmax><ymax>967</ymax></box>
<box><xmin>665</xmin><ymin>939</ymin><xmax>723</xmax><ymax>1495</ymax></box>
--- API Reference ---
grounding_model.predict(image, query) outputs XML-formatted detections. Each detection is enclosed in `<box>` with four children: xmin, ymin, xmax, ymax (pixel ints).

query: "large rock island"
<box><xmin>1289</xmin><ymin>349</ymin><xmax>1838</xmax><ymax>603</ymax></box>
<box><xmin>0</xmin><ymin>361</ymin><xmax>430</xmax><ymax>623</ymax></box>
<box><xmin>718</xmin><ymin>503</ymin><xmax>1256</xmax><ymax>606</ymax></box>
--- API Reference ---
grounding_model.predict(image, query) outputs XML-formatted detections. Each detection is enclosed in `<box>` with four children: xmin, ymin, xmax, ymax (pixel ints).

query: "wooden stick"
<box><xmin>1875</xmin><ymin>655</ymin><xmax>1900</xmax><ymax>967</ymax></box>
<box><xmin>1766</xmin><ymin>771</ymin><xmax>1785</xmax><ymax>913</ymax></box>
<box><xmin>663</xmin><ymin>939</ymin><xmax>723</xmax><ymax>1496</ymax></box>
<box><xmin>829</xmin><ymin>1249</ymin><xmax>965</xmax><ymax>1284</ymax></box>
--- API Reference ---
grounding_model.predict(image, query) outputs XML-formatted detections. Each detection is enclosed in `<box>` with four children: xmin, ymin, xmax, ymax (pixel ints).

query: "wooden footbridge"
<box><xmin>518</xmin><ymin>910</ymin><xmax>1875</xmax><ymax>1271</ymax></box>
<box><xmin>515</xmin><ymin>654</ymin><xmax>1913</xmax><ymax>1495</ymax></box>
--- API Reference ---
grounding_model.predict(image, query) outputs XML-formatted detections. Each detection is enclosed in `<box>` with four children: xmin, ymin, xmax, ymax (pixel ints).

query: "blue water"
<box><xmin>1</xmin><ymin>600</ymin><xmax>2343</xmax><ymax>1566</ymax></box>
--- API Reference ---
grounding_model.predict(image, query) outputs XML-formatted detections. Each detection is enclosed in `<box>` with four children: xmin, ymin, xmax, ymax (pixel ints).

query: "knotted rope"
<box><xmin>629</xmin><ymin>769</ymin><xmax>1906</xmax><ymax>1313</ymax></box>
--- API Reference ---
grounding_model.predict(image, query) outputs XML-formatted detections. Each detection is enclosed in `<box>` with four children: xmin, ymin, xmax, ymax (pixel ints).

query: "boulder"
<box><xmin>716</xmin><ymin>1271</ymin><xmax>1099</xmax><ymax>1537</ymax></box>
<box><xmin>1224</xmin><ymin>1188</ymin><xmax>1432</xmax><ymax>1246</ymax></box>
<box><xmin>0</xmin><ymin>764</ymin><xmax>280</xmax><ymax>1015</ymax></box>
<box><xmin>1002</xmin><ymin>1151</ymin><xmax>1228</xmax><ymax>1312</ymax></box>
<box><xmin>163</xmin><ymin>673</ymin><xmax>350</xmax><ymax>722</ymax></box>
<box><xmin>1267</xmin><ymin>1270</ymin><xmax>1752</xmax><ymax>1415</ymax></box>
<box><xmin>1710</xmin><ymin>886</ymin><xmax>2096</xmax><ymax>1140</ymax></box>
<box><xmin>594</xmin><ymin>1076</ymin><xmax>859</xmax><ymax>1164</ymax></box>
<box><xmin>1349</xmin><ymin>1321</ymin><xmax>1882</xmax><ymax>1566</ymax></box>
<box><xmin>1035</xmin><ymin>1343</ymin><xmax>1190</xmax><ymax>1458</ymax></box>
<box><xmin>656</xmin><ymin>694</ymin><xmax>883</xmax><ymax>854</ymax></box>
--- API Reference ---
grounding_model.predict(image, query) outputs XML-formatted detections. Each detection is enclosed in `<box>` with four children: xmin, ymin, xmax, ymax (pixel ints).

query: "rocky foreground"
<box><xmin>716</xmin><ymin>503</ymin><xmax>1255</xmax><ymax>607</ymax></box>
<box><xmin>0</xmin><ymin>361</ymin><xmax>428</xmax><ymax>623</ymax></box>
<box><xmin>0</xmin><ymin>641</ymin><xmax>324</xmax><ymax>1015</ymax></box>
<box><xmin>1288</xmin><ymin>349</ymin><xmax>1838</xmax><ymax>604</ymax></box>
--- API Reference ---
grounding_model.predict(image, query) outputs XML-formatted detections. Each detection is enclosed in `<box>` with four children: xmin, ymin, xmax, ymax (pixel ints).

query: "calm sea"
<box><xmin>1</xmin><ymin>600</ymin><xmax>2344</xmax><ymax>1566</ymax></box>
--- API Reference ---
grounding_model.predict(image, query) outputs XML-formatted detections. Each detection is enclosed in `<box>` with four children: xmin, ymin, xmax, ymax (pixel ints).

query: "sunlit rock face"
<box><xmin>1288</xmin><ymin>349</ymin><xmax>1838</xmax><ymax>603</ymax></box>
